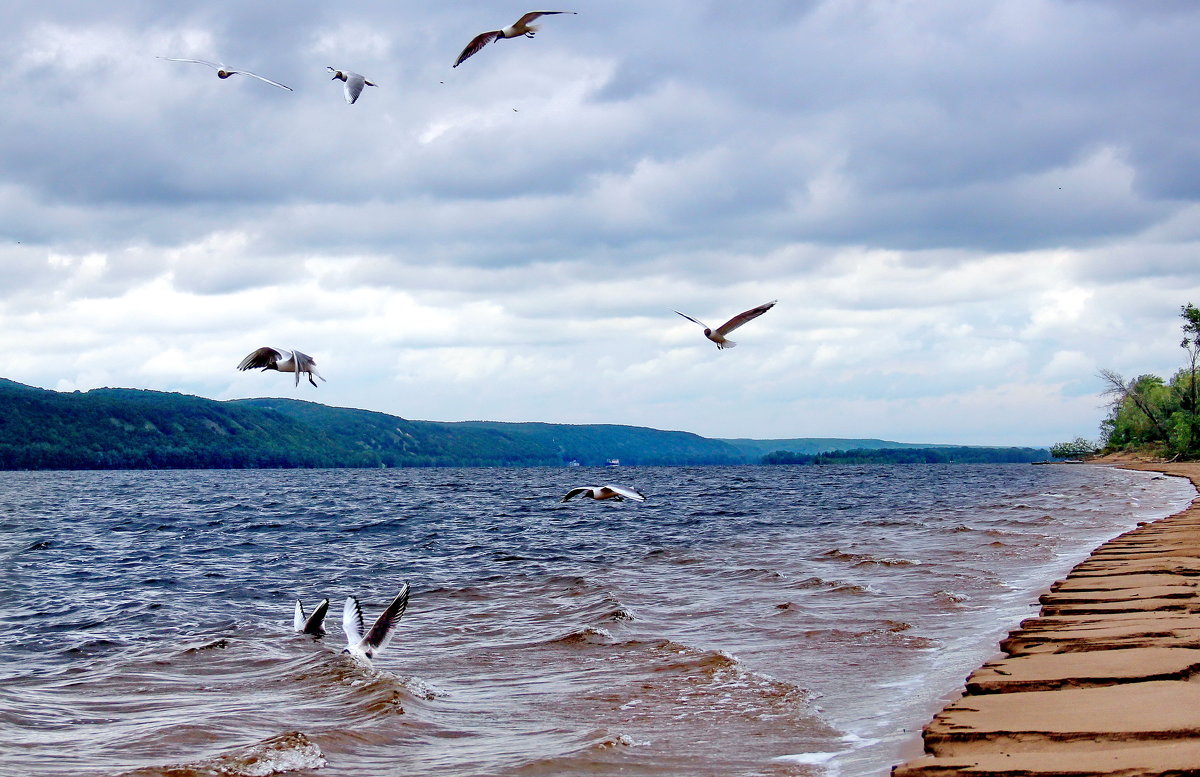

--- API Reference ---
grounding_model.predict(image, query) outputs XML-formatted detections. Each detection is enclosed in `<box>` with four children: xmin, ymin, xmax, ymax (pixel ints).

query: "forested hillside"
<box><xmin>0</xmin><ymin>379</ymin><xmax>1046</xmax><ymax>470</ymax></box>
<box><xmin>0</xmin><ymin>380</ymin><xmax>744</xmax><ymax>469</ymax></box>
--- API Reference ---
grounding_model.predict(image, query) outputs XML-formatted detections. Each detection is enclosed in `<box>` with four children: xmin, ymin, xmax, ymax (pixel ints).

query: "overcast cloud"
<box><xmin>3</xmin><ymin>0</ymin><xmax>1200</xmax><ymax>446</ymax></box>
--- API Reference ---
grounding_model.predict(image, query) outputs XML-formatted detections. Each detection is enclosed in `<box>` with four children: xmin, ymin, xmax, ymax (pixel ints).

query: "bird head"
<box><xmin>703</xmin><ymin>328</ymin><xmax>712</xmax><ymax>337</ymax></box>
<box><xmin>327</xmin><ymin>67</ymin><xmax>345</xmax><ymax>81</ymax></box>
<box><xmin>216</xmin><ymin>70</ymin><xmax>232</xmax><ymax>78</ymax></box>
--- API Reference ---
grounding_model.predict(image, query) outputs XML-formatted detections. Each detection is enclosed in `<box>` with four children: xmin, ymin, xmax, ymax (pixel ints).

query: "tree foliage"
<box><xmin>1049</xmin><ymin>437</ymin><xmax>1096</xmax><ymax>459</ymax></box>
<box><xmin>1099</xmin><ymin>303</ymin><xmax>1200</xmax><ymax>459</ymax></box>
<box><xmin>0</xmin><ymin>379</ymin><xmax>748</xmax><ymax>470</ymax></box>
<box><xmin>762</xmin><ymin>446</ymin><xmax>1049</xmax><ymax>465</ymax></box>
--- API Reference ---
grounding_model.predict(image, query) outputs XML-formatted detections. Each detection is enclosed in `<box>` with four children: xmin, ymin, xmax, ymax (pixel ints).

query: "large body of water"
<box><xmin>1</xmin><ymin>464</ymin><xmax>1193</xmax><ymax>777</ymax></box>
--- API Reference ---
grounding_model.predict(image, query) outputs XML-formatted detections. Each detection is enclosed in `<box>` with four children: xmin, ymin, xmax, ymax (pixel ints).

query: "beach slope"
<box><xmin>893</xmin><ymin>461</ymin><xmax>1200</xmax><ymax>777</ymax></box>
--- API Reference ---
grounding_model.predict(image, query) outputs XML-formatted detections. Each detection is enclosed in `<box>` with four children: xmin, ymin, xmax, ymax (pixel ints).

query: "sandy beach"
<box><xmin>893</xmin><ymin>458</ymin><xmax>1200</xmax><ymax>777</ymax></box>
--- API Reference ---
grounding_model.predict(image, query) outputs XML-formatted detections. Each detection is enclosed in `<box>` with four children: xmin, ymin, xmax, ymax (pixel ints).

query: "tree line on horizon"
<box><xmin>1085</xmin><ymin>303</ymin><xmax>1200</xmax><ymax>460</ymax></box>
<box><xmin>762</xmin><ymin>446</ymin><xmax>1049</xmax><ymax>466</ymax></box>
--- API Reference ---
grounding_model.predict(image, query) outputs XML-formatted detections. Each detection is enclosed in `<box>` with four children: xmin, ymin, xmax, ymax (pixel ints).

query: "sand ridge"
<box><xmin>892</xmin><ymin>460</ymin><xmax>1200</xmax><ymax>777</ymax></box>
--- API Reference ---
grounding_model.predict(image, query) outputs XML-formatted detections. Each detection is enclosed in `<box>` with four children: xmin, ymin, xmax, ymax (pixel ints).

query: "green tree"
<box><xmin>1178</xmin><ymin>303</ymin><xmax>1200</xmax><ymax>454</ymax></box>
<box><xmin>1049</xmin><ymin>437</ymin><xmax>1096</xmax><ymax>459</ymax></box>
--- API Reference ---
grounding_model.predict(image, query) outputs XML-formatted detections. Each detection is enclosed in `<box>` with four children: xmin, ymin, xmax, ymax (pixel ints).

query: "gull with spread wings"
<box><xmin>453</xmin><ymin>11</ymin><xmax>577</xmax><ymax>68</ymax></box>
<box><xmin>158</xmin><ymin>57</ymin><xmax>293</xmax><ymax>91</ymax></box>
<box><xmin>561</xmin><ymin>485</ymin><xmax>647</xmax><ymax>503</ymax></box>
<box><xmin>342</xmin><ymin>585</ymin><xmax>410</xmax><ymax>665</ymax></box>
<box><xmin>293</xmin><ymin>598</ymin><xmax>330</xmax><ymax>637</ymax></box>
<box><xmin>674</xmin><ymin>300</ymin><xmax>777</xmax><ymax>350</ymax></box>
<box><xmin>237</xmin><ymin>347</ymin><xmax>326</xmax><ymax>387</ymax></box>
<box><xmin>327</xmin><ymin>67</ymin><xmax>377</xmax><ymax>104</ymax></box>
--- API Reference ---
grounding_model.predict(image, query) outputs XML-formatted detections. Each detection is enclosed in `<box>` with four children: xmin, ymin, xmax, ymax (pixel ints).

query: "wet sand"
<box><xmin>893</xmin><ymin>458</ymin><xmax>1200</xmax><ymax>777</ymax></box>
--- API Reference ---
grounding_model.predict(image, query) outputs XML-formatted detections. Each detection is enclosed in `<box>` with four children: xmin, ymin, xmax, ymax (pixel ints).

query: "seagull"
<box><xmin>327</xmin><ymin>67</ymin><xmax>377</xmax><ymax>104</ymax></box>
<box><xmin>237</xmin><ymin>347</ymin><xmax>326</xmax><ymax>387</ymax></box>
<box><xmin>294</xmin><ymin>598</ymin><xmax>330</xmax><ymax>636</ymax></box>
<box><xmin>158</xmin><ymin>57</ymin><xmax>293</xmax><ymax>91</ymax></box>
<box><xmin>343</xmin><ymin>585</ymin><xmax>410</xmax><ymax>665</ymax></box>
<box><xmin>453</xmin><ymin>11</ymin><xmax>577</xmax><ymax>68</ymax></box>
<box><xmin>561</xmin><ymin>485</ymin><xmax>647</xmax><ymax>503</ymax></box>
<box><xmin>674</xmin><ymin>300</ymin><xmax>777</xmax><ymax>350</ymax></box>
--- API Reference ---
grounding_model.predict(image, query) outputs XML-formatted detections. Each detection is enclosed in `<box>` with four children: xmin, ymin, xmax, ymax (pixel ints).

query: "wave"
<box><xmin>791</xmin><ymin>576</ymin><xmax>872</xmax><ymax>594</ymax></box>
<box><xmin>116</xmin><ymin>731</ymin><xmax>326</xmax><ymax>777</ymax></box>
<box><xmin>540</xmin><ymin>626</ymin><xmax>617</xmax><ymax>647</ymax></box>
<box><xmin>932</xmin><ymin>589</ymin><xmax>970</xmax><ymax>606</ymax></box>
<box><xmin>815</xmin><ymin>548</ymin><xmax>919</xmax><ymax>566</ymax></box>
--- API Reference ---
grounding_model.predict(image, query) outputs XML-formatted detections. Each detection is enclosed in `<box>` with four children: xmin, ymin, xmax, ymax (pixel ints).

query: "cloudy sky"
<box><xmin>2</xmin><ymin>0</ymin><xmax>1200</xmax><ymax>446</ymax></box>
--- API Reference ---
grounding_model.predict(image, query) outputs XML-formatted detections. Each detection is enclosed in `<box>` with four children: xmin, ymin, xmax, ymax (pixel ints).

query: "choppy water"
<box><xmin>0</xmin><ymin>464</ymin><xmax>1193</xmax><ymax>777</ymax></box>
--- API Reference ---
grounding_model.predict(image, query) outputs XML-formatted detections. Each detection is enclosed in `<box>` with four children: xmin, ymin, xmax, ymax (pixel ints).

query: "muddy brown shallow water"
<box><xmin>1</xmin><ymin>464</ymin><xmax>1191</xmax><ymax>777</ymax></box>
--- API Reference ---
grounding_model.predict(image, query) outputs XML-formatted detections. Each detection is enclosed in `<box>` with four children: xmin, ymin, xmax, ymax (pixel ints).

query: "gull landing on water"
<box><xmin>294</xmin><ymin>598</ymin><xmax>330</xmax><ymax>636</ymax></box>
<box><xmin>674</xmin><ymin>300</ymin><xmax>777</xmax><ymax>350</ymax></box>
<box><xmin>237</xmin><ymin>347</ymin><xmax>326</xmax><ymax>387</ymax></box>
<box><xmin>158</xmin><ymin>57</ymin><xmax>293</xmax><ymax>91</ymax></box>
<box><xmin>327</xmin><ymin>67</ymin><xmax>377</xmax><ymax>104</ymax></box>
<box><xmin>561</xmin><ymin>485</ymin><xmax>646</xmax><ymax>503</ymax></box>
<box><xmin>453</xmin><ymin>11</ymin><xmax>577</xmax><ymax>68</ymax></box>
<box><xmin>343</xmin><ymin>585</ymin><xmax>410</xmax><ymax>664</ymax></box>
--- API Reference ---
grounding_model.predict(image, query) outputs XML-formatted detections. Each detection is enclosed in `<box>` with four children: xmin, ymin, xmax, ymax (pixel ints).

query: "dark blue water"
<box><xmin>0</xmin><ymin>464</ymin><xmax>1192</xmax><ymax>777</ymax></box>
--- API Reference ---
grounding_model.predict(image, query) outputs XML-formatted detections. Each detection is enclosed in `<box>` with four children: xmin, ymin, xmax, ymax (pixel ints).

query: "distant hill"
<box><xmin>0</xmin><ymin>379</ymin><xmax>1048</xmax><ymax>470</ymax></box>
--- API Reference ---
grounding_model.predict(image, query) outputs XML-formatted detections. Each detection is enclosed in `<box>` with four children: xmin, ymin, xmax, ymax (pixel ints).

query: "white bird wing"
<box><xmin>605</xmin><ymin>485</ymin><xmax>646</xmax><ymax>502</ymax></box>
<box><xmin>343</xmin><ymin>596</ymin><xmax>366</xmax><ymax>647</ymax></box>
<box><xmin>715</xmin><ymin>300</ymin><xmax>777</xmax><ymax>336</ymax></box>
<box><xmin>515</xmin><ymin>10</ymin><xmax>576</xmax><ymax>25</ymax></box>
<box><xmin>235</xmin><ymin>69</ymin><xmax>293</xmax><ymax>91</ymax></box>
<box><xmin>454</xmin><ymin>30</ymin><xmax>502</xmax><ymax>67</ymax></box>
<box><xmin>304</xmin><ymin>598</ymin><xmax>330</xmax><ymax>634</ymax></box>
<box><xmin>293</xmin><ymin>350</ymin><xmax>321</xmax><ymax>374</ymax></box>
<box><xmin>673</xmin><ymin>310</ymin><xmax>709</xmax><ymax>330</ymax></box>
<box><xmin>237</xmin><ymin>346</ymin><xmax>285</xmax><ymax>371</ymax></box>
<box><xmin>344</xmin><ymin>73</ymin><xmax>365</xmax><ymax>103</ymax></box>
<box><xmin>158</xmin><ymin>56</ymin><xmax>224</xmax><ymax>70</ymax></box>
<box><xmin>361</xmin><ymin>585</ymin><xmax>410</xmax><ymax>654</ymax></box>
<box><xmin>561</xmin><ymin>487</ymin><xmax>592</xmax><ymax>502</ymax></box>
<box><xmin>293</xmin><ymin>600</ymin><xmax>306</xmax><ymax>631</ymax></box>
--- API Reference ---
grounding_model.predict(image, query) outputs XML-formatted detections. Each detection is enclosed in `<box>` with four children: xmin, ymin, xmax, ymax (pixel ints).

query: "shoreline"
<box><xmin>892</xmin><ymin>457</ymin><xmax>1200</xmax><ymax>776</ymax></box>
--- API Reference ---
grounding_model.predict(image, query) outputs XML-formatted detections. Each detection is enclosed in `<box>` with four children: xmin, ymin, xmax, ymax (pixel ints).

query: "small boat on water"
<box><xmin>567</xmin><ymin>460</ymin><xmax>581</xmax><ymax>467</ymax></box>
<box><xmin>605</xmin><ymin>459</ymin><xmax>620</xmax><ymax>467</ymax></box>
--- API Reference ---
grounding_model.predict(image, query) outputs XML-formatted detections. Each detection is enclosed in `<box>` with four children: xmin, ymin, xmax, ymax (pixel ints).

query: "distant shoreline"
<box><xmin>0</xmin><ymin>377</ymin><xmax>1048</xmax><ymax>471</ymax></box>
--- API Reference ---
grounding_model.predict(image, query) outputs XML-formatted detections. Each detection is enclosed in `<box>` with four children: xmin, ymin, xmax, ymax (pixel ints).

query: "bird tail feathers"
<box><xmin>718</xmin><ymin>340</ymin><xmax>737</xmax><ymax>349</ymax></box>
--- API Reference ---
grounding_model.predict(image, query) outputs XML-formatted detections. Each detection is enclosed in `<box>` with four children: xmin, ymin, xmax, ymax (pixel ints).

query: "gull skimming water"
<box><xmin>674</xmin><ymin>300</ymin><xmax>777</xmax><ymax>350</ymax></box>
<box><xmin>327</xmin><ymin>67</ymin><xmax>377</xmax><ymax>104</ymax></box>
<box><xmin>453</xmin><ymin>11</ymin><xmax>577</xmax><ymax>68</ymax></box>
<box><xmin>158</xmin><ymin>57</ymin><xmax>293</xmax><ymax>91</ymax></box>
<box><xmin>561</xmin><ymin>485</ymin><xmax>646</xmax><ymax>503</ymax></box>
<box><xmin>237</xmin><ymin>347</ymin><xmax>326</xmax><ymax>388</ymax></box>
<box><xmin>342</xmin><ymin>585</ymin><xmax>410</xmax><ymax>665</ymax></box>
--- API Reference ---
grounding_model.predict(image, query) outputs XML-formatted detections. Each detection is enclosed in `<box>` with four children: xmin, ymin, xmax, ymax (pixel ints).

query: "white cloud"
<box><xmin>5</xmin><ymin>1</ymin><xmax>1200</xmax><ymax>445</ymax></box>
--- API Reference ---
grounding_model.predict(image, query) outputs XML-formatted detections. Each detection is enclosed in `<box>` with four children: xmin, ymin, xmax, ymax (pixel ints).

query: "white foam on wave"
<box><xmin>165</xmin><ymin>731</ymin><xmax>327</xmax><ymax>777</ymax></box>
<box><xmin>774</xmin><ymin>750</ymin><xmax>841</xmax><ymax>766</ymax></box>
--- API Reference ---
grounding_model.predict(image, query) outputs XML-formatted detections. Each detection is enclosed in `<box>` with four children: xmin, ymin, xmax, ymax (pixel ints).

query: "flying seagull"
<box><xmin>237</xmin><ymin>347</ymin><xmax>326</xmax><ymax>387</ymax></box>
<box><xmin>294</xmin><ymin>598</ymin><xmax>330</xmax><ymax>636</ymax></box>
<box><xmin>674</xmin><ymin>300</ymin><xmax>777</xmax><ymax>350</ymax></box>
<box><xmin>561</xmin><ymin>485</ymin><xmax>647</xmax><ymax>503</ymax></box>
<box><xmin>343</xmin><ymin>585</ymin><xmax>410</xmax><ymax>665</ymax></box>
<box><xmin>158</xmin><ymin>57</ymin><xmax>293</xmax><ymax>91</ymax></box>
<box><xmin>327</xmin><ymin>67</ymin><xmax>377</xmax><ymax>104</ymax></box>
<box><xmin>453</xmin><ymin>11</ymin><xmax>577</xmax><ymax>68</ymax></box>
